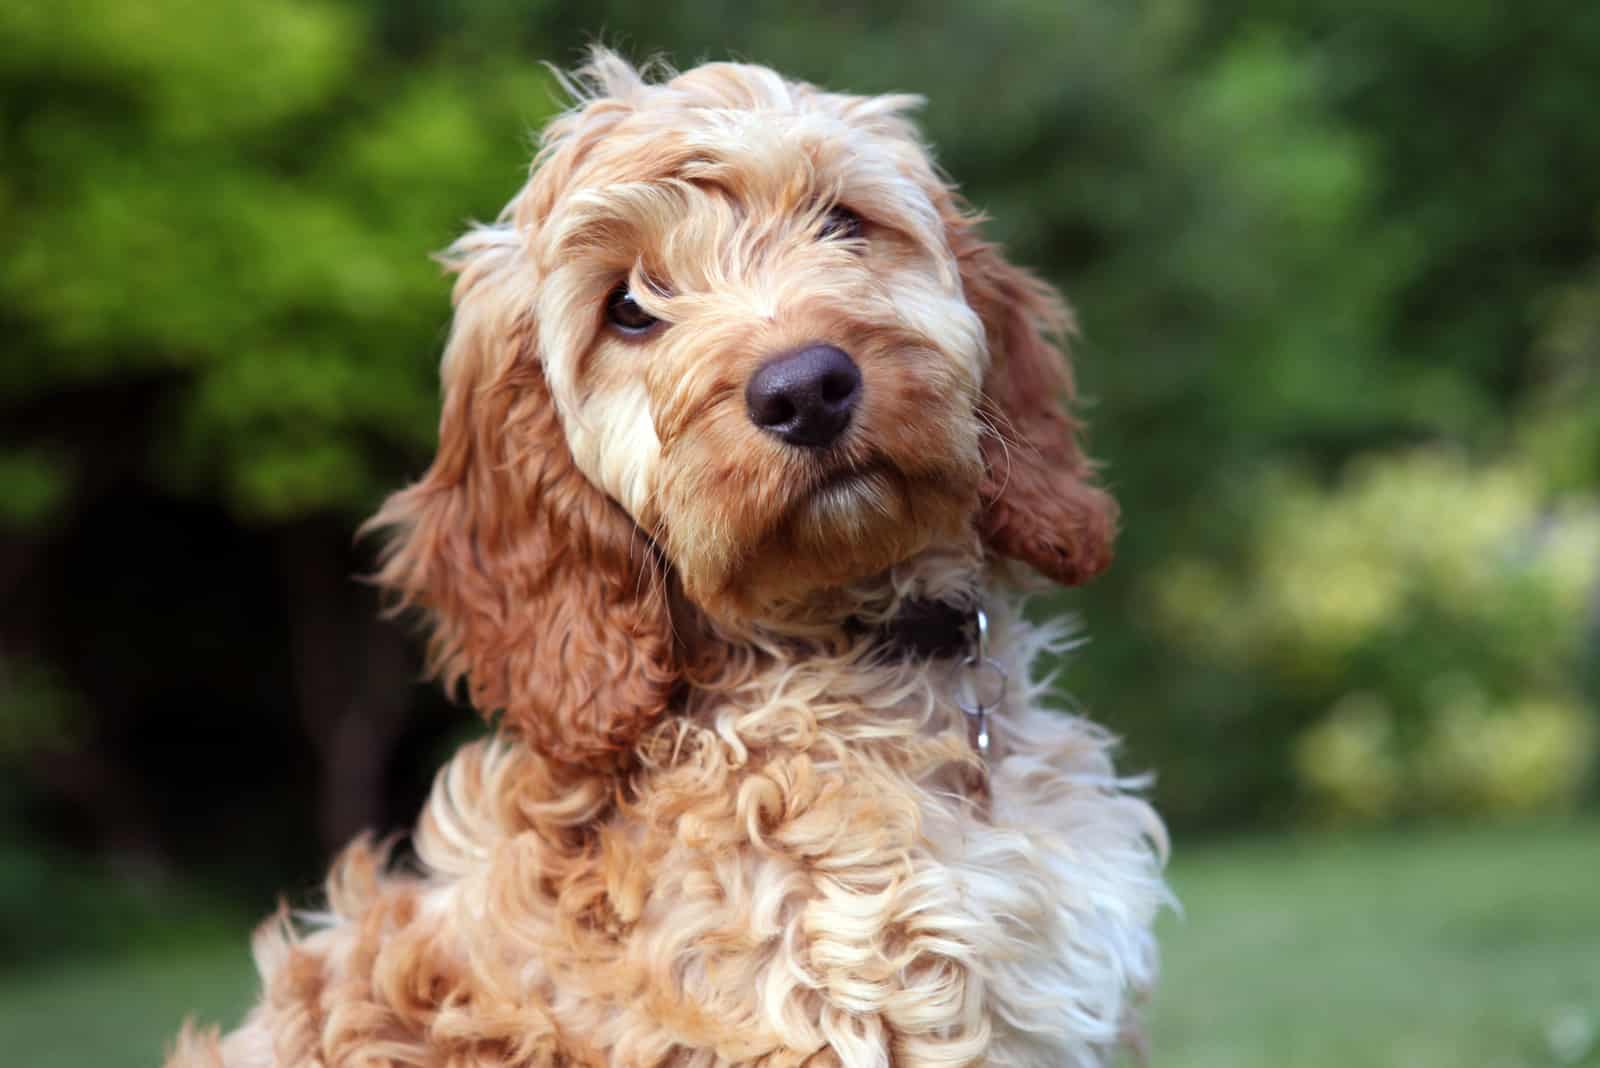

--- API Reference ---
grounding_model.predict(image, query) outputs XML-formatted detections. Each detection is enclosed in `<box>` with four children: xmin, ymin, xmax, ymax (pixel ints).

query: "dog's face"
<box><xmin>372</xmin><ymin>52</ymin><xmax>1116</xmax><ymax>765</ymax></box>
<box><xmin>536</xmin><ymin>74</ymin><xmax>988</xmax><ymax>613</ymax></box>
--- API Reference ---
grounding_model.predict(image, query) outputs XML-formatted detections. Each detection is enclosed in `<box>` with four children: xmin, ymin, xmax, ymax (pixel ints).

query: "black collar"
<box><xmin>851</xmin><ymin>598</ymin><xmax>978</xmax><ymax>660</ymax></box>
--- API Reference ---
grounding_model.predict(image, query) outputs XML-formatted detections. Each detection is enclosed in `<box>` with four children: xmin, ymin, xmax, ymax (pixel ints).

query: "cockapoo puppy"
<box><xmin>169</xmin><ymin>50</ymin><xmax>1169</xmax><ymax>1068</ymax></box>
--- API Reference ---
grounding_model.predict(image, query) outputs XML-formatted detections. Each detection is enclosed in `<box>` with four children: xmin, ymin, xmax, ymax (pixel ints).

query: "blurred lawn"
<box><xmin>1150</xmin><ymin>821</ymin><xmax>1599</xmax><ymax>1068</ymax></box>
<box><xmin>3</xmin><ymin>823</ymin><xmax>1596</xmax><ymax>1068</ymax></box>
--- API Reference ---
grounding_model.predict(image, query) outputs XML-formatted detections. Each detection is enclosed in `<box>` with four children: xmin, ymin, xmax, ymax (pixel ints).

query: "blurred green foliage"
<box><xmin>2</xmin><ymin>0</ymin><xmax>559</xmax><ymax>520</ymax></box>
<box><xmin>1156</xmin><ymin>450</ymin><xmax>1600</xmax><ymax>821</ymax></box>
<box><xmin>2</xmin><ymin>0</ymin><xmax>1599</xmax><ymax>913</ymax></box>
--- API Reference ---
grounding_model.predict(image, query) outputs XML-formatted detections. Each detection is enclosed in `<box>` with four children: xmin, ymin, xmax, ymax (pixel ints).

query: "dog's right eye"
<box><xmin>605</xmin><ymin>285</ymin><xmax>660</xmax><ymax>335</ymax></box>
<box><xmin>819</xmin><ymin>206</ymin><xmax>864</xmax><ymax>243</ymax></box>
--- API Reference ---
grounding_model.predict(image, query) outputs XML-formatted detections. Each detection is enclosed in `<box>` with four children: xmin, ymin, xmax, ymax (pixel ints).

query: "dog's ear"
<box><xmin>947</xmin><ymin>209</ymin><xmax>1118</xmax><ymax>586</ymax></box>
<box><xmin>367</xmin><ymin>225</ymin><xmax>679</xmax><ymax>768</ymax></box>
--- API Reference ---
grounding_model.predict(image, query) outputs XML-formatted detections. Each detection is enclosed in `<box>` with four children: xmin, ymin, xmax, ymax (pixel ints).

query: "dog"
<box><xmin>168</xmin><ymin>50</ymin><xmax>1168</xmax><ymax>1068</ymax></box>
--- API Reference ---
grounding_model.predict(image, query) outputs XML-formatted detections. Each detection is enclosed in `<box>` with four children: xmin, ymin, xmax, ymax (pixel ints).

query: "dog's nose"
<box><xmin>745</xmin><ymin>344</ymin><xmax>862</xmax><ymax>448</ymax></box>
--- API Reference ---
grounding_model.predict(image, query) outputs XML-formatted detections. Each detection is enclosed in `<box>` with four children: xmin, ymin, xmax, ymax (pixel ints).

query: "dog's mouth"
<box><xmin>666</xmin><ymin>435</ymin><xmax>983</xmax><ymax>619</ymax></box>
<box><xmin>793</xmin><ymin>457</ymin><xmax>929</xmax><ymax>531</ymax></box>
<box><xmin>806</xmin><ymin>457</ymin><xmax>896</xmax><ymax>501</ymax></box>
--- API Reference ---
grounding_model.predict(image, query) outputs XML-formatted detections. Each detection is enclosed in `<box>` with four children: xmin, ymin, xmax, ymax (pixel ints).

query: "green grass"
<box><xmin>1150</xmin><ymin>821</ymin><xmax>1600</xmax><ymax>1068</ymax></box>
<box><xmin>0</xmin><ymin>935</ymin><xmax>257</xmax><ymax>1067</ymax></box>
<box><xmin>3</xmin><ymin>823</ymin><xmax>1596</xmax><ymax>1067</ymax></box>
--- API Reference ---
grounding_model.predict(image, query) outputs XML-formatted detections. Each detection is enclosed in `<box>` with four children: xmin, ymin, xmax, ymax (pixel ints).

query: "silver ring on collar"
<box><xmin>958</xmin><ymin>607</ymin><xmax>1006</xmax><ymax>757</ymax></box>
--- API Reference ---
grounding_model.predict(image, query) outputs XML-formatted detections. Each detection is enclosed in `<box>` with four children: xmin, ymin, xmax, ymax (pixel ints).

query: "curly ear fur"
<box><xmin>368</xmin><ymin>226</ymin><xmax>679</xmax><ymax>767</ymax></box>
<box><xmin>947</xmin><ymin>211</ymin><xmax>1118</xmax><ymax>586</ymax></box>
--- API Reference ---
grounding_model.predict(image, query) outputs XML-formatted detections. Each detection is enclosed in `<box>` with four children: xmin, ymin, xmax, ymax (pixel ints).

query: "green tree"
<box><xmin>0</xmin><ymin>0</ymin><xmax>561</xmax><ymax>861</ymax></box>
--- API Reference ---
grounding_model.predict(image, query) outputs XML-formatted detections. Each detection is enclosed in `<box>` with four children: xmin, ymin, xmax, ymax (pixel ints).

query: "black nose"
<box><xmin>745</xmin><ymin>344</ymin><xmax>862</xmax><ymax>448</ymax></box>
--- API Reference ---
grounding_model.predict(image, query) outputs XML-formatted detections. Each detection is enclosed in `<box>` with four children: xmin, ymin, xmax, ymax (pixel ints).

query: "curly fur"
<box><xmin>168</xmin><ymin>50</ymin><xmax>1167</xmax><ymax>1068</ymax></box>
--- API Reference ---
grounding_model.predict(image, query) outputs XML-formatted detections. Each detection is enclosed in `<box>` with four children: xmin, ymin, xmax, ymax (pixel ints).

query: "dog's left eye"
<box><xmin>819</xmin><ymin>206</ymin><xmax>864</xmax><ymax>243</ymax></box>
<box><xmin>605</xmin><ymin>285</ymin><xmax>660</xmax><ymax>334</ymax></box>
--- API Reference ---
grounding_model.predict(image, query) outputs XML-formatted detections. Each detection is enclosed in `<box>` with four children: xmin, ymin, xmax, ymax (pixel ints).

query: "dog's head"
<box><xmin>371</xmin><ymin>51</ymin><xmax>1116</xmax><ymax>765</ymax></box>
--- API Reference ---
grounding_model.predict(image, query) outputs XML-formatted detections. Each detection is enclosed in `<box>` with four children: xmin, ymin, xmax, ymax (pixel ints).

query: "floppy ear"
<box><xmin>367</xmin><ymin>225</ymin><xmax>679</xmax><ymax>768</ymax></box>
<box><xmin>949</xmin><ymin>211</ymin><xmax>1118</xmax><ymax>586</ymax></box>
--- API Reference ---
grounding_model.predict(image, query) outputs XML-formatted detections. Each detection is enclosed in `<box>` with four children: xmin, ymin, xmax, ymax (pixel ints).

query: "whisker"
<box><xmin>977</xmin><ymin>408</ymin><xmax>1018</xmax><ymax>500</ymax></box>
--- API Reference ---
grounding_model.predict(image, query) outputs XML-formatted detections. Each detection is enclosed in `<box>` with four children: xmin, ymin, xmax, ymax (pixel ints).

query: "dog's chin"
<box><xmin>677</xmin><ymin>460</ymin><xmax>980</xmax><ymax>622</ymax></box>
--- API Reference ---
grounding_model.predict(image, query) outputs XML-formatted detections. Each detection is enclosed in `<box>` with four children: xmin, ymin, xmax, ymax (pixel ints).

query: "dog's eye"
<box><xmin>605</xmin><ymin>285</ymin><xmax>660</xmax><ymax>334</ymax></box>
<box><xmin>819</xmin><ymin>206</ymin><xmax>864</xmax><ymax>243</ymax></box>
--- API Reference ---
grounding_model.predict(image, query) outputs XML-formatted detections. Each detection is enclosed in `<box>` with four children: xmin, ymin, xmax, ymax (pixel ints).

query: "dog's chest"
<box><xmin>643</xmin><ymin>684</ymin><xmax>1165</xmax><ymax>1068</ymax></box>
<box><xmin>900</xmin><ymin>713</ymin><xmax>1165</xmax><ymax>1068</ymax></box>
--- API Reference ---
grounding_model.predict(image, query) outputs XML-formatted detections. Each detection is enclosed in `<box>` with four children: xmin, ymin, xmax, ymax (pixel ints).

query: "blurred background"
<box><xmin>3</xmin><ymin>1</ymin><xmax>1598</xmax><ymax>1065</ymax></box>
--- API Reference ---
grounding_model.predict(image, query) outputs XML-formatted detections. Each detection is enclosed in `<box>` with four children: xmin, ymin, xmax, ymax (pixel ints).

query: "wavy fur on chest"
<box><xmin>171</xmin><ymin>601</ymin><xmax>1166</xmax><ymax>1068</ymax></box>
